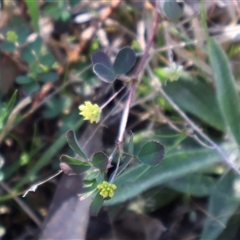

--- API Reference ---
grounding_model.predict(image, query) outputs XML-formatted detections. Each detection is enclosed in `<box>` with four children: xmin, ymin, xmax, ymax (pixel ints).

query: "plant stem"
<box><xmin>117</xmin><ymin>10</ymin><xmax>159</xmax><ymax>143</ymax></box>
<box><xmin>111</xmin><ymin>10</ymin><xmax>160</xmax><ymax>182</ymax></box>
<box><xmin>133</xmin><ymin>11</ymin><xmax>159</xmax><ymax>78</ymax></box>
<box><xmin>100</xmin><ymin>85</ymin><xmax>125</xmax><ymax>110</ymax></box>
<box><xmin>117</xmin><ymin>84</ymin><xmax>135</xmax><ymax>142</ymax></box>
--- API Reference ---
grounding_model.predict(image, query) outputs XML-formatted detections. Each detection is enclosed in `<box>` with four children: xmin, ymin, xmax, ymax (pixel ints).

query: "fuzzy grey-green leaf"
<box><xmin>200</xmin><ymin>171</ymin><xmax>239</xmax><ymax>240</ymax></box>
<box><xmin>138</xmin><ymin>141</ymin><xmax>165</xmax><ymax>166</ymax></box>
<box><xmin>208</xmin><ymin>38</ymin><xmax>240</xmax><ymax>145</ymax></box>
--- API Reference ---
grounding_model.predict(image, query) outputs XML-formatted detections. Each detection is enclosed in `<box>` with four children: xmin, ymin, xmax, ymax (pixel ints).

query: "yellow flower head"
<box><xmin>6</xmin><ymin>31</ymin><xmax>18</xmax><ymax>42</ymax></box>
<box><xmin>97</xmin><ymin>181</ymin><xmax>117</xmax><ymax>199</ymax></box>
<box><xmin>79</xmin><ymin>101</ymin><xmax>101</xmax><ymax>123</ymax></box>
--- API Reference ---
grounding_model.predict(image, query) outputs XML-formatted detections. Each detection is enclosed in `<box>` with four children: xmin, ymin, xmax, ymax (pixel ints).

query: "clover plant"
<box><xmin>60</xmin><ymin>46</ymin><xmax>165</xmax><ymax>215</ymax></box>
<box><xmin>1</xmin><ymin>28</ymin><xmax>58</xmax><ymax>94</ymax></box>
<box><xmin>56</xmin><ymin>0</ymin><xmax>191</xmax><ymax>216</ymax></box>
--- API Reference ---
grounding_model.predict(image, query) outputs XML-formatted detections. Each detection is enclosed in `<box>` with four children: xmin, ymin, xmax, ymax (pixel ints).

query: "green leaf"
<box><xmin>44</xmin><ymin>4</ymin><xmax>61</xmax><ymax>20</ymax></box>
<box><xmin>42</xmin><ymin>97</ymin><xmax>63</xmax><ymax>119</ymax></box>
<box><xmin>16</xmin><ymin>75</ymin><xmax>32</xmax><ymax>84</ymax></box>
<box><xmin>166</xmin><ymin>173</ymin><xmax>217</xmax><ymax>197</ymax></box>
<box><xmin>60</xmin><ymin>155</ymin><xmax>92</xmax><ymax>175</ymax></box>
<box><xmin>217</xmin><ymin>213</ymin><xmax>240</xmax><ymax>240</ymax></box>
<box><xmin>92</xmin><ymin>152</ymin><xmax>108</xmax><ymax>171</ymax></box>
<box><xmin>160</xmin><ymin>0</ymin><xmax>183</xmax><ymax>22</ymax></box>
<box><xmin>16</xmin><ymin>27</ymin><xmax>29</xmax><ymax>45</ymax></box>
<box><xmin>200</xmin><ymin>171</ymin><xmax>239</xmax><ymax>240</ymax></box>
<box><xmin>25</xmin><ymin>0</ymin><xmax>39</xmax><ymax>32</ymax></box>
<box><xmin>106</xmin><ymin>147</ymin><xmax>222</xmax><ymax>205</ymax></box>
<box><xmin>23</xmin><ymin>82</ymin><xmax>40</xmax><ymax>95</ymax></box>
<box><xmin>1</xmin><ymin>42</ymin><xmax>16</xmax><ymax>52</ymax></box>
<box><xmin>208</xmin><ymin>38</ymin><xmax>240</xmax><ymax>145</ymax></box>
<box><xmin>89</xmin><ymin>193</ymin><xmax>104</xmax><ymax>216</ymax></box>
<box><xmin>138</xmin><ymin>141</ymin><xmax>165</xmax><ymax>166</ymax></box>
<box><xmin>21</xmin><ymin>46</ymin><xmax>36</xmax><ymax>63</ymax></box>
<box><xmin>113</xmin><ymin>47</ymin><xmax>136</xmax><ymax>75</ymax></box>
<box><xmin>39</xmin><ymin>72</ymin><xmax>58</xmax><ymax>82</ymax></box>
<box><xmin>162</xmin><ymin>79</ymin><xmax>225</xmax><ymax>131</ymax></box>
<box><xmin>92</xmin><ymin>51</ymin><xmax>113</xmax><ymax>70</ymax></box>
<box><xmin>68</xmin><ymin>0</ymin><xmax>81</xmax><ymax>7</ymax></box>
<box><xmin>66</xmin><ymin>130</ymin><xmax>88</xmax><ymax>160</ymax></box>
<box><xmin>128</xmin><ymin>132</ymin><xmax>134</xmax><ymax>155</ymax></box>
<box><xmin>40</xmin><ymin>53</ymin><xmax>56</xmax><ymax>66</ymax></box>
<box><xmin>78</xmin><ymin>189</ymin><xmax>97</xmax><ymax>201</ymax></box>
<box><xmin>93</xmin><ymin>63</ymin><xmax>115</xmax><ymax>83</ymax></box>
<box><xmin>29</xmin><ymin>36</ymin><xmax>42</xmax><ymax>57</ymax></box>
<box><xmin>61</xmin><ymin>11</ymin><xmax>71</xmax><ymax>22</ymax></box>
<box><xmin>84</xmin><ymin>170</ymin><xmax>99</xmax><ymax>182</ymax></box>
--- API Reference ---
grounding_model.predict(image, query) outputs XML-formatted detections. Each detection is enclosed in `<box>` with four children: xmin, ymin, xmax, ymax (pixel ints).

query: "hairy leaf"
<box><xmin>200</xmin><ymin>171</ymin><xmax>239</xmax><ymax>240</ymax></box>
<box><xmin>138</xmin><ymin>141</ymin><xmax>165</xmax><ymax>166</ymax></box>
<box><xmin>166</xmin><ymin>173</ymin><xmax>217</xmax><ymax>197</ymax></box>
<box><xmin>162</xmin><ymin>78</ymin><xmax>225</xmax><ymax>131</ymax></box>
<box><xmin>208</xmin><ymin>38</ymin><xmax>240</xmax><ymax>145</ymax></box>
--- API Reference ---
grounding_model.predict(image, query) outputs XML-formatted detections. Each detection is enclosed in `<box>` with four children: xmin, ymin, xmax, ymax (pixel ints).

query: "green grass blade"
<box><xmin>25</xmin><ymin>0</ymin><xmax>39</xmax><ymax>32</ymax></box>
<box><xmin>2</xmin><ymin>90</ymin><xmax>17</xmax><ymax>122</ymax></box>
<box><xmin>208</xmin><ymin>38</ymin><xmax>240</xmax><ymax>145</ymax></box>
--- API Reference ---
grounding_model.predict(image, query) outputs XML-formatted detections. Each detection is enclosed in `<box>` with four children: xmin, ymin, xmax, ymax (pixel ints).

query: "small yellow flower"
<box><xmin>97</xmin><ymin>181</ymin><xmax>117</xmax><ymax>199</ymax></box>
<box><xmin>79</xmin><ymin>101</ymin><xmax>101</xmax><ymax>123</ymax></box>
<box><xmin>6</xmin><ymin>31</ymin><xmax>18</xmax><ymax>42</ymax></box>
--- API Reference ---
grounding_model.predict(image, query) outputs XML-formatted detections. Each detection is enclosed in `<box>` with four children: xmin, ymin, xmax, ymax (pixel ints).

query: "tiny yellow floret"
<box><xmin>97</xmin><ymin>181</ymin><xmax>117</xmax><ymax>199</ymax></box>
<box><xmin>79</xmin><ymin>101</ymin><xmax>101</xmax><ymax>123</ymax></box>
<box><xmin>6</xmin><ymin>31</ymin><xmax>18</xmax><ymax>42</ymax></box>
